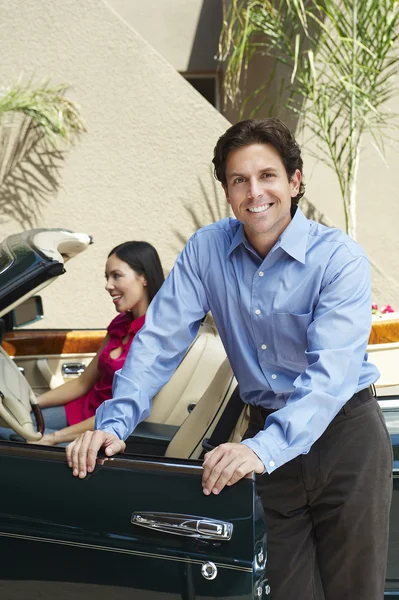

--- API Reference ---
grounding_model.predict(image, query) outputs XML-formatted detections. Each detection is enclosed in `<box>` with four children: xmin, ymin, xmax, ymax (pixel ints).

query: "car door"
<box><xmin>0</xmin><ymin>442</ymin><xmax>268</xmax><ymax>600</ymax></box>
<box><xmin>380</xmin><ymin>399</ymin><xmax>399</xmax><ymax>598</ymax></box>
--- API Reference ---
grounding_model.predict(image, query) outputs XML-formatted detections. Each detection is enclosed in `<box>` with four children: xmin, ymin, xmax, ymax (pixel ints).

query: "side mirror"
<box><xmin>11</xmin><ymin>296</ymin><xmax>44</xmax><ymax>328</ymax></box>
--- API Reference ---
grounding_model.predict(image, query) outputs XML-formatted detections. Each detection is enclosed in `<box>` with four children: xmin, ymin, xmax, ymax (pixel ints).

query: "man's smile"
<box><xmin>247</xmin><ymin>203</ymin><xmax>273</xmax><ymax>213</ymax></box>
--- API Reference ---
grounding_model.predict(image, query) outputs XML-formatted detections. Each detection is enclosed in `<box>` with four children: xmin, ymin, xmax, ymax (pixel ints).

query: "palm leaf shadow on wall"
<box><xmin>172</xmin><ymin>168</ymin><xmax>232</xmax><ymax>253</ymax></box>
<box><xmin>0</xmin><ymin>82</ymin><xmax>86</xmax><ymax>228</ymax></box>
<box><xmin>299</xmin><ymin>196</ymin><xmax>331</xmax><ymax>228</ymax></box>
<box><xmin>0</xmin><ymin>114</ymin><xmax>66</xmax><ymax>228</ymax></box>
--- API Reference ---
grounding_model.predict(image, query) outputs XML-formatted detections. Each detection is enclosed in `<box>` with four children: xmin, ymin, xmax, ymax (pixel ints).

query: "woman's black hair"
<box><xmin>108</xmin><ymin>241</ymin><xmax>164</xmax><ymax>303</ymax></box>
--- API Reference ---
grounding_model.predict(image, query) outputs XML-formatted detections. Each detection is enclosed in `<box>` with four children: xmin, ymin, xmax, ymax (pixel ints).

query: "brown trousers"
<box><xmin>244</xmin><ymin>395</ymin><xmax>393</xmax><ymax>600</ymax></box>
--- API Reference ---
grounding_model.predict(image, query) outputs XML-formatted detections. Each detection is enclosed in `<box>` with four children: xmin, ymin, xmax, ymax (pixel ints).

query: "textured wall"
<box><xmin>108</xmin><ymin>0</ymin><xmax>399</xmax><ymax>306</ymax></box>
<box><xmin>302</xmin><ymin>121</ymin><xmax>399</xmax><ymax>306</ymax></box>
<box><xmin>107</xmin><ymin>0</ymin><xmax>223</xmax><ymax>72</ymax></box>
<box><xmin>0</xmin><ymin>0</ymin><xmax>231</xmax><ymax>329</ymax></box>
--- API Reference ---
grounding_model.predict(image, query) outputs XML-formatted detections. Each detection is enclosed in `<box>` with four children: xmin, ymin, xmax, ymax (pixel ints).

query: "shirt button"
<box><xmin>269</xmin><ymin>460</ymin><xmax>275</xmax><ymax>467</ymax></box>
<box><xmin>255</xmin><ymin>309</ymin><xmax>261</xmax><ymax>315</ymax></box>
<box><xmin>271</xmin><ymin>374</ymin><xmax>277</xmax><ymax>379</ymax></box>
<box><xmin>261</xmin><ymin>344</ymin><xmax>267</xmax><ymax>350</ymax></box>
<box><xmin>258</xmin><ymin>271</ymin><xmax>264</xmax><ymax>277</ymax></box>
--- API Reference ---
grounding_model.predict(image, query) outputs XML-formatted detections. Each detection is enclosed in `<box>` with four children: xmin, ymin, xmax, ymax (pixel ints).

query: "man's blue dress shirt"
<box><xmin>96</xmin><ymin>207</ymin><xmax>379</xmax><ymax>473</ymax></box>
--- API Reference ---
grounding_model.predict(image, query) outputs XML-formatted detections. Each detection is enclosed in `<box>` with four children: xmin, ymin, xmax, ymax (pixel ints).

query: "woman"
<box><xmin>32</xmin><ymin>241</ymin><xmax>164</xmax><ymax>446</ymax></box>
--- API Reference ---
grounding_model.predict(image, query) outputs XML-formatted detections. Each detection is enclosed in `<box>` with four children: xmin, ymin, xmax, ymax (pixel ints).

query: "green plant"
<box><xmin>219</xmin><ymin>0</ymin><xmax>399</xmax><ymax>239</ymax></box>
<box><xmin>0</xmin><ymin>83</ymin><xmax>86</xmax><ymax>186</ymax></box>
<box><xmin>0</xmin><ymin>82</ymin><xmax>85</xmax><ymax>135</ymax></box>
<box><xmin>0</xmin><ymin>80</ymin><xmax>86</xmax><ymax>227</ymax></box>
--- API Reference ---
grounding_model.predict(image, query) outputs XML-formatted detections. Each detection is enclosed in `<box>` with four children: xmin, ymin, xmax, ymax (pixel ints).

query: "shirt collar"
<box><xmin>227</xmin><ymin>206</ymin><xmax>309</xmax><ymax>264</ymax></box>
<box><xmin>227</xmin><ymin>225</ymin><xmax>247</xmax><ymax>257</ymax></box>
<box><xmin>278</xmin><ymin>206</ymin><xmax>309</xmax><ymax>264</ymax></box>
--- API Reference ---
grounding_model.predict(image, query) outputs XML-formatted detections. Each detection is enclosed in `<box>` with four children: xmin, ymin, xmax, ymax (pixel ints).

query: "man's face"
<box><xmin>223</xmin><ymin>143</ymin><xmax>301</xmax><ymax>248</ymax></box>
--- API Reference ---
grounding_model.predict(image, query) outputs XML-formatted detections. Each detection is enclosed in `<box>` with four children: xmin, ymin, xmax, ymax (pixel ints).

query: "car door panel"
<box><xmin>2</xmin><ymin>537</ymin><xmax>254</xmax><ymax>600</ymax></box>
<box><xmin>11</xmin><ymin>352</ymin><xmax>96</xmax><ymax>394</ymax></box>
<box><xmin>0</xmin><ymin>443</ymin><xmax>267</xmax><ymax>599</ymax></box>
<box><xmin>4</xmin><ymin>329</ymin><xmax>105</xmax><ymax>395</ymax></box>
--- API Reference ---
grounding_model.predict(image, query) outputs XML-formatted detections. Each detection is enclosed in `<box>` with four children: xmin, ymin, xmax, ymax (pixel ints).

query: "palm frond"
<box><xmin>219</xmin><ymin>0</ymin><xmax>399</xmax><ymax>237</ymax></box>
<box><xmin>0</xmin><ymin>79</ymin><xmax>86</xmax><ymax>227</ymax></box>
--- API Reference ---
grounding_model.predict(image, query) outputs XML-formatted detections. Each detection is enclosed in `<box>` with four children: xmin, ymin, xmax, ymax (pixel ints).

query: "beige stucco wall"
<box><xmin>0</xmin><ymin>0</ymin><xmax>231</xmax><ymax>329</ymax></box>
<box><xmin>302</xmin><ymin>118</ymin><xmax>399</xmax><ymax>306</ymax></box>
<box><xmin>107</xmin><ymin>0</ymin><xmax>223</xmax><ymax>72</ymax></box>
<box><xmin>0</xmin><ymin>0</ymin><xmax>396</xmax><ymax>333</ymax></box>
<box><xmin>107</xmin><ymin>0</ymin><xmax>399</xmax><ymax>307</ymax></box>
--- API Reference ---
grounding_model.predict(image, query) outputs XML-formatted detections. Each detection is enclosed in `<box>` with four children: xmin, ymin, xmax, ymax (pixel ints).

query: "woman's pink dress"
<box><xmin>64</xmin><ymin>312</ymin><xmax>145</xmax><ymax>425</ymax></box>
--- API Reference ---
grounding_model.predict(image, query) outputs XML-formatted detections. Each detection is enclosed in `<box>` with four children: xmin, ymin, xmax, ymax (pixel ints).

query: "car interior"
<box><xmin>0</xmin><ymin>227</ymin><xmax>251</xmax><ymax>460</ymax></box>
<box><xmin>0</xmin><ymin>302</ymin><xmax>249</xmax><ymax>459</ymax></box>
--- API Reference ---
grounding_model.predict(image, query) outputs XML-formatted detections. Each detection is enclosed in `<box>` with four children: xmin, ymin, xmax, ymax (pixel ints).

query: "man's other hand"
<box><xmin>202</xmin><ymin>443</ymin><xmax>264</xmax><ymax>495</ymax></box>
<box><xmin>66</xmin><ymin>430</ymin><xmax>126</xmax><ymax>478</ymax></box>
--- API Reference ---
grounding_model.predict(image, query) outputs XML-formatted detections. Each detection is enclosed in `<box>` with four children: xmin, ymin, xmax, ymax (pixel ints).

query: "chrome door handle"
<box><xmin>62</xmin><ymin>362</ymin><xmax>86</xmax><ymax>377</ymax></box>
<box><xmin>131</xmin><ymin>512</ymin><xmax>233</xmax><ymax>541</ymax></box>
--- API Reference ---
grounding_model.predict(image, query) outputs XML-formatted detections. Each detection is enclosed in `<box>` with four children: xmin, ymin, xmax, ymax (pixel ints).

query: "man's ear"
<box><xmin>290</xmin><ymin>170</ymin><xmax>302</xmax><ymax>197</ymax></box>
<box><xmin>222</xmin><ymin>183</ymin><xmax>230</xmax><ymax>202</ymax></box>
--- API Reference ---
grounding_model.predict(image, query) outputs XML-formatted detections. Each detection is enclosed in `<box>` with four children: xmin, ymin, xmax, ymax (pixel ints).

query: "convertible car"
<box><xmin>0</xmin><ymin>228</ymin><xmax>397</xmax><ymax>599</ymax></box>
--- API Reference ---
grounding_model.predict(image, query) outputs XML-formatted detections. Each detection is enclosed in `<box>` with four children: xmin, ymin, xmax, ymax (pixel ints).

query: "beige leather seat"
<box><xmin>0</xmin><ymin>313</ymin><xmax>230</xmax><ymax>442</ymax></box>
<box><xmin>0</xmin><ymin>308</ymin><xmax>242</xmax><ymax>452</ymax></box>
<box><xmin>147</xmin><ymin>317</ymin><xmax>228</xmax><ymax>426</ymax></box>
<box><xmin>165</xmin><ymin>357</ymin><xmax>242</xmax><ymax>459</ymax></box>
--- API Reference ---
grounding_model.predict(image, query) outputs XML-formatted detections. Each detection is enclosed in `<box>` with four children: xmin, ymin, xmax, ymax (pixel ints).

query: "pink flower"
<box><xmin>381</xmin><ymin>305</ymin><xmax>395</xmax><ymax>314</ymax></box>
<box><xmin>372</xmin><ymin>303</ymin><xmax>379</xmax><ymax>311</ymax></box>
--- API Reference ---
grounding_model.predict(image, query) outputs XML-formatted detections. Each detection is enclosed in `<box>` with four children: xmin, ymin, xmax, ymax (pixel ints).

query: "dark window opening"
<box><xmin>182</xmin><ymin>74</ymin><xmax>220</xmax><ymax>110</ymax></box>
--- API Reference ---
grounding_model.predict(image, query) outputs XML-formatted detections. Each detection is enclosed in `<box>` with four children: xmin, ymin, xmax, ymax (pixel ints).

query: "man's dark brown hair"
<box><xmin>212</xmin><ymin>117</ymin><xmax>305</xmax><ymax>205</ymax></box>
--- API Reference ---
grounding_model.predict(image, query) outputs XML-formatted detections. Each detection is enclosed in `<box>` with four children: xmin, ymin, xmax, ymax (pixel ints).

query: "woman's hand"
<box><xmin>28</xmin><ymin>432</ymin><xmax>58</xmax><ymax>446</ymax></box>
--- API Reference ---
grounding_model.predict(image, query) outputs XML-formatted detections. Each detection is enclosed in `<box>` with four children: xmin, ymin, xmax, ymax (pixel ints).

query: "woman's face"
<box><xmin>105</xmin><ymin>254</ymin><xmax>149</xmax><ymax>318</ymax></box>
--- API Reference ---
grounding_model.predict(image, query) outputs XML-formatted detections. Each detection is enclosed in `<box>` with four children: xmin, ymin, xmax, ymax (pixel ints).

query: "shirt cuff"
<box><xmin>241</xmin><ymin>432</ymin><xmax>285</xmax><ymax>474</ymax></box>
<box><xmin>94</xmin><ymin>399</ymin><xmax>138</xmax><ymax>441</ymax></box>
<box><xmin>96</xmin><ymin>424</ymin><xmax>125</xmax><ymax>440</ymax></box>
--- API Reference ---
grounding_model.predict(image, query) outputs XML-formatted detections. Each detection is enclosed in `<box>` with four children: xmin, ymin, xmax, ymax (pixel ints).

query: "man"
<box><xmin>67</xmin><ymin>118</ymin><xmax>392</xmax><ymax>600</ymax></box>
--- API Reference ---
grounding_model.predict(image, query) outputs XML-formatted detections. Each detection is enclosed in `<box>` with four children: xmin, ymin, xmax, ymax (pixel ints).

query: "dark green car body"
<box><xmin>0</xmin><ymin>411</ymin><xmax>398</xmax><ymax>599</ymax></box>
<box><xmin>0</xmin><ymin>443</ymin><xmax>268</xmax><ymax>599</ymax></box>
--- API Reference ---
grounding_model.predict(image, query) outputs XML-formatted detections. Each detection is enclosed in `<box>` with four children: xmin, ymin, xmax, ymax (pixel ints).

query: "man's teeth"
<box><xmin>248</xmin><ymin>204</ymin><xmax>272</xmax><ymax>213</ymax></box>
